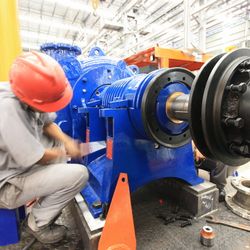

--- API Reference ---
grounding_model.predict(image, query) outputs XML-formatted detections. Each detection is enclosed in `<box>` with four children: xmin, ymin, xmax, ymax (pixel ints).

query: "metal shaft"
<box><xmin>166</xmin><ymin>93</ymin><xmax>190</xmax><ymax>123</ymax></box>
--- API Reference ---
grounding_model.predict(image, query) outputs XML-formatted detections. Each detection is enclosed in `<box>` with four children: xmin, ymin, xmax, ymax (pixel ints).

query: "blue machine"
<box><xmin>41</xmin><ymin>44</ymin><xmax>203</xmax><ymax>218</ymax></box>
<box><xmin>41</xmin><ymin>45</ymin><xmax>250</xmax><ymax>220</ymax></box>
<box><xmin>81</xmin><ymin>67</ymin><xmax>203</xmax><ymax>218</ymax></box>
<box><xmin>40</xmin><ymin>43</ymin><xmax>135</xmax><ymax>142</ymax></box>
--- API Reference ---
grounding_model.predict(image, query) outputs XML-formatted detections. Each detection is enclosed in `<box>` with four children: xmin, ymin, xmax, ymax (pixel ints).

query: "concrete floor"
<box><xmin>0</xmin><ymin>205</ymin><xmax>83</xmax><ymax>250</ymax></box>
<box><xmin>132</xmin><ymin>185</ymin><xmax>250</xmax><ymax>250</ymax></box>
<box><xmin>1</xmin><ymin>164</ymin><xmax>249</xmax><ymax>250</ymax></box>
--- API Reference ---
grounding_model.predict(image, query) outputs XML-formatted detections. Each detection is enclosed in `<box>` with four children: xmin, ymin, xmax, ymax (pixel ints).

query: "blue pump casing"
<box><xmin>40</xmin><ymin>43</ymin><xmax>135</xmax><ymax>143</ymax></box>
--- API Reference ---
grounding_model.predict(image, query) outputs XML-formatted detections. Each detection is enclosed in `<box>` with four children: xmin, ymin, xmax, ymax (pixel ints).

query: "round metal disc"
<box><xmin>141</xmin><ymin>68</ymin><xmax>195</xmax><ymax>148</ymax></box>
<box><xmin>189</xmin><ymin>54</ymin><xmax>224</xmax><ymax>158</ymax></box>
<box><xmin>225</xmin><ymin>177</ymin><xmax>250</xmax><ymax>220</ymax></box>
<box><xmin>202</xmin><ymin>49</ymin><xmax>250</xmax><ymax>166</ymax></box>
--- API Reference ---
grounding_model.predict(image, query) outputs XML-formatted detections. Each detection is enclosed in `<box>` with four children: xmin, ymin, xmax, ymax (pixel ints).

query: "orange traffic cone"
<box><xmin>98</xmin><ymin>173</ymin><xmax>136</xmax><ymax>250</ymax></box>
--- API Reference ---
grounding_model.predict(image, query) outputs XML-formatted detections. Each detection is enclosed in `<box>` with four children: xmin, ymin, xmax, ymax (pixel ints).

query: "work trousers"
<box><xmin>196</xmin><ymin>158</ymin><xmax>238</xmax><ymax>189</ymax></box>
<box><xmin>0</xmin><ymin>163</ymin><xmax>88</xmax><ymax>227</ymax></box>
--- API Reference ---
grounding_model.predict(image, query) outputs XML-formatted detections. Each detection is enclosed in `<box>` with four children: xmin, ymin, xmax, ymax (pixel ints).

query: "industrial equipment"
<box><xmin>124</xmin><ymin>46</ymin><xmax>210</xmax><ymax>73</ymax></box>
<box><xmin>80</xmin><ymin>48</ymin><xmax>250</xmax><ymax>218</ymax></box>
<box><xmin>226</xmin><ymin>177</ymin><xmax>250</xmax><ymax>220</ymax></box>
<box><xmin>40</xmin><ymin>43</ymin><xmax>135</xmax><ymax>143</ymax></box>
<box><xmin>42</xmin><ymin>45</ymin><xmax>250</xmax><ymax>219</ymax></box>
<box><xmin>81</xmin><ymin>67</ymin><xmax>203</xmax><ymax>217</ymax></box>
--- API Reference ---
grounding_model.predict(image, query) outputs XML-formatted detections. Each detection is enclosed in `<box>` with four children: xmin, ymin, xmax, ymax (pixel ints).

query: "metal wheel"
<box><xmin>202</xmin><ymin>49</ymin><xmax>250</xmax><ymax>166</ymax></box>
<box><xmin>189</xmin><ymin>54</ymin><xmax>224</xmax><ymax>158</ymax></box>
<box><xmin>142</xmin><ymin>68</ymin><xmax>194</xmax><ymax>148</ymax></box>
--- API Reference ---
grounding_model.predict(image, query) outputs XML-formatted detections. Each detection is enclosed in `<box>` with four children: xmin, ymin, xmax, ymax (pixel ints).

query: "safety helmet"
<box><xmin>9</xmin><ymin>51</ymin><xmax>72</xmax><ymax>112</ymax></box>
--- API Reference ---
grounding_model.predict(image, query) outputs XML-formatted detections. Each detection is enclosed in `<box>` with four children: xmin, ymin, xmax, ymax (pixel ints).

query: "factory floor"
<box><xmin>1</xmin><ymin>164</ymin><xmax>249</xmax><ymax>250</ymax></box>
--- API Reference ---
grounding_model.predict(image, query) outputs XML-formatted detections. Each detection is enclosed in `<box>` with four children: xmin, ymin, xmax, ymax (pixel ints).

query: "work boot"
<box><xmin>24</xmin><ymin>214</ymin><xmax>67</xmax><ymax>244</ymax></box>
<box><xmin>218</xmin><ymin>188</ymin><xmax>226</xmax><ymax>202</ymax></box>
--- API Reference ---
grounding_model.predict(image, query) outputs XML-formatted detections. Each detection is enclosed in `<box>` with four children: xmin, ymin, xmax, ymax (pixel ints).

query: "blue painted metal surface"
<box><xmin>81</xmin><ymin>69</ymin><xmax>203</xmax><ymax>218</ymax></box>
<box><xmin>156</xmin><ymin>82</ymin><xmax>189</xmax><ymax>135</ymax></box>
<box><xmin>0</xmin><ymin>209</ymin><xmax>20</xmax><ymax>246</ymax></box>
<box><xmin>41</xmin><ymin>43</ymin><xmax>135</xmax><ymax>142</ymax></box>
<box><xmin>41</xmin><ymin>44</ymin><xmax>203</xmax><ymax>218</ymax></box>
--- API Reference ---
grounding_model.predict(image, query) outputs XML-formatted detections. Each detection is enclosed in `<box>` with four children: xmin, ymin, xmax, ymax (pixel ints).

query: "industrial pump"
<box><xmin>42</xmin><ymin>44</ymin><xmax>250</xmax><ymax>218</ymax></box>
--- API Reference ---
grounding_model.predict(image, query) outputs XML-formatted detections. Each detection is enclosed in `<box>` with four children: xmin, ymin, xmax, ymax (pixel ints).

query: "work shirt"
<box><xmin>0</xmin><ymin>82</ymin><xmax>56</xmax><ymax>188</ymax></box>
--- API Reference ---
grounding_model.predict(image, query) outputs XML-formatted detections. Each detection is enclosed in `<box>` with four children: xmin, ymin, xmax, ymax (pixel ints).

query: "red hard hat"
<box><xmin>9</xmin><ymin>51</ymin><xmax>72</xmax><ymax>112</ymax></box>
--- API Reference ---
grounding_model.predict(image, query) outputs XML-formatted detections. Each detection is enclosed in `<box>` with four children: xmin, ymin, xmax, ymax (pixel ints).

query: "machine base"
<box><xmin>69</xmin><ymin>194</ymin><xmax>105</xmax><ymax>250</ymax></box>
<box><xmin>151</xmin><ymin>179</ymin><xmax>219</xmax><ymax>217</ymax></box>
<box><xmin>71</xmin><ymin>180</ymin><xmax>219</xmax><ymax>250</ymax></box>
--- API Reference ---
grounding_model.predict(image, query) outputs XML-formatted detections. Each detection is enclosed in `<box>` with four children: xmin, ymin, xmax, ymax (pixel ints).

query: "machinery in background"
<box><xmin>124</xmin><ymin>46</ymin><xmax>210</xmax><ymax>73</ymax></box>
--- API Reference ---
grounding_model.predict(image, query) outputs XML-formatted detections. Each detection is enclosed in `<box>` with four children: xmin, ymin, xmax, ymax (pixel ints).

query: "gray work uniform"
<box><xmin>0</xmin><ymin>82</ymin><xmax>88</xmax><ymax>227</ymax></box>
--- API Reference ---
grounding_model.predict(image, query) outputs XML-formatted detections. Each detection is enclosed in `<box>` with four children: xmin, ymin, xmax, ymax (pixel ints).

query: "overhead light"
<box><xmin>19</xmin><ymin>15</ymin><xmax>98</xmax><ymax>36</ymax></box>
<box><xmin>101</xmin><ymin>21</ymin><xmax>124</xmax><ymax>31</ymax></box>
<box><xmin>21</xmin><ymin>30</ymin><xmax>72</xmax><ymax>44</ymax></box>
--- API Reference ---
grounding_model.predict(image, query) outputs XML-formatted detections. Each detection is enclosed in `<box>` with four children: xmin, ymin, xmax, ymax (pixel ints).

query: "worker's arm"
<box><xmin>192</xmin><ymin>141</ymin><xmax>205</xmax><ymax>161</ymax></box>
<box><xmin>36</xmin><ymin>147</ymin><xmax>66</xmax><ymax>165</ymax></box>
<box><xmin>43</xmin><ymin>122</ymin><xmax>82</xmax><ymax>158</ymax></box>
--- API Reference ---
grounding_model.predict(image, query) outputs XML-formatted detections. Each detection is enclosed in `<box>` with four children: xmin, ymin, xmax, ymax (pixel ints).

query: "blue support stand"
<box><xmin>0</xmin><ymin>208</ymin><xmax>22</xmax><ymax>246</ymax></box>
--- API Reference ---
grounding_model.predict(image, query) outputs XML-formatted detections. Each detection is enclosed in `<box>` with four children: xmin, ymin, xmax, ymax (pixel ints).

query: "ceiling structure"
<box><xmin>18</xmin><ymin>0</ymin><xmax>250</xmax><ymax>58</ymax></box>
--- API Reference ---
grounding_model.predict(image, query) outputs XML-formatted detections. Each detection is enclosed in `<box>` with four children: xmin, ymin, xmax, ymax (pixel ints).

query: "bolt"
<box><xmin>226</xmin><ymin>82</ymin><xmax>247</xmax><ymax>94</ymax></box>
<box><xmin>82</xmin><ymin>78</ymin><xmax>87</xmax><ymax>83</ymax></box>
<box><xmin>180</xmin><ymin>220</ymin><xmax>192</xmax><ymax>228</ymax></box>
<box><xmin>230</xmin><ymin>144</ymin><xmax>250</xmax><ymax>156</ymax></box>
<box><xmin>223</xmin><ymin>117</ymin><xmax>244</xmax><ymax>128</ymax></box>
<box><xmin>82</xmin><ymin>89</ymin><xmax>87</xmax><ymax>93</ymax></box>
<box><xmin>94</xmin><ymin>49</ymin><xmax>99</xmax><ymax>56</ymax></box>
<box><xmin>92</xmin><ymin>200</ymin><xmax>102</xmax><ymax>209</ymax></box>
<box><xmin>154</xmin><ymin>143</ymin><xmax>160</xmax><ymax>149</ymax></box>
<box><xmin>239</xmin><ymin>60</ymin><xmax>250</xmax><ymax>70</ymax></box>
<box><xmin>164</xmin><ymin>217</ymin><xmax>176</xmax><ymax>225</ymax></box>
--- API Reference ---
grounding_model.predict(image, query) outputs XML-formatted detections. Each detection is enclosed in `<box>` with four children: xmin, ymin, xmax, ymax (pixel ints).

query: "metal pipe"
<box><xmin>166</xmin><ymin>93</ymin><xmax>190</xmax><ymax>123</ymax></box>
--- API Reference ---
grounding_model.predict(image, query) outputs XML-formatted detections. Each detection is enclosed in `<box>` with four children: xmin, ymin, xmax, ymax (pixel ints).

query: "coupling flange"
<box><xmin>226</xmin><ymin>177</ymin><xmax>250</xmax><ymax>220</ymax></box>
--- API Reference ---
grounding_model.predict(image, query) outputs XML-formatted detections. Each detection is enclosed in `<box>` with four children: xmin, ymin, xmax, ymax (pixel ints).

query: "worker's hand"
<box><xmin>194</xmin><ymin>147</ymin><xmax>205</xmax><ymax>162</ymax></box>
<box><xmin>64</xmin><ymin>139</ymin><xmax>82</xmax><ymax>159</ymax></box>
<box><xmin>37</xmin><ymin>147</ymin><xmax>67</xmax><ymax>165</ymax></box>
<box><xmin>192</xmin><ymin>141</ymin><xmax>205</xmax><ymax>161</ymax></box>
<box><xmin>194</xmin><ymin>147</ymin><xmax>205</xmax><ymax>161</ymax></box>
<box><xmin>79</xmin><ymin>143</ymin><xmax>91</xmax><ymax>157</ymax></box>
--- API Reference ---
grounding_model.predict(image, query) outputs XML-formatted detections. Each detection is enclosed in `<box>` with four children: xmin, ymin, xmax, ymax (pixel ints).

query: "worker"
<box><xmin>0</xmin><ymin>52</ymin><xmax>89</xmax><ymax>244</ymax></box>
<box><xmin>193</xmin><ymin>143</ymin><xmax>238</xmax><ymax>201</ymax></box>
